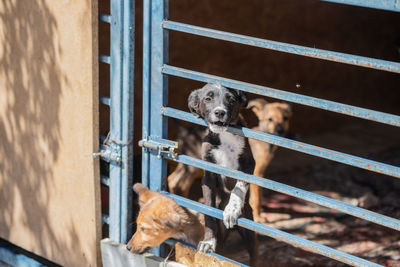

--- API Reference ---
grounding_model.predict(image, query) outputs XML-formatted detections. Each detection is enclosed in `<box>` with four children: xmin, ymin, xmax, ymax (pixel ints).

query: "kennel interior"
<box><xmin>97</xmin><ymin>0</ymin><xmax>400</xmax><ymax>266</ymax></box>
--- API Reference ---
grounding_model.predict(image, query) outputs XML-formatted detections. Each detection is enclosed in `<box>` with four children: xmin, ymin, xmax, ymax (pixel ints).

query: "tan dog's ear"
<box><xmin>133</xmin><ymin>183</ymin><xmax>148</xmax><ymax>195</ymax></box>
<box><xmin>159</xmin><ymin>212</ymin><xmax>181</xmax><ymax>229</ymax></box>
<box><xmin>133</xmin><ymin>183</ymin><xmax>156</xmax><ymax>207</ymax></box>
<box><xmin>158</xmin><ymin>203</ymin><xmax>183</xmax><ymax>229</ymax></box>
<box><xmin>279</xmin><ymin>103</ymin><xmax>292</xmax><ymax>117</ymax></box>
<box><xmin>247</xmin><ymin>98</ymin><xmax>268</xmax><ymax>119</ymax></box>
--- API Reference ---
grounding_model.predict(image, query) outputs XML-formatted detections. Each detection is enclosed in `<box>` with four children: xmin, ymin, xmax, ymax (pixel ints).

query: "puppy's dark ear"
<box><xmin>236</xmin><ymin>90</ymin><xmax>248</xmax><ymax>107</ymax></box>
<box><xmin>188</xmin><ymin>89</ymin><xmax>201</xmax><ymax>115</ymax></box>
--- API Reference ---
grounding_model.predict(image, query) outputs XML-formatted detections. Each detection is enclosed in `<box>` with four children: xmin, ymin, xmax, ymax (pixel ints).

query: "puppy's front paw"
<box><xmin>198</xmin><ymin>238</ymin><xmax>216</xmax><ymax>253</ymax></box>
<box><xmin>223</xmin><ymin>202</ymin><xmax>242</xmax><ymax>229</ymax></box>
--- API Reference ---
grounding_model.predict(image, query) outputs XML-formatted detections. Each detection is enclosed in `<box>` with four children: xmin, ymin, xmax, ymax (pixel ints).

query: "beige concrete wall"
<box><xmin>0</xmin><ymin>1</ymin><xmax>100</xmax><ymax>266</ymax></box>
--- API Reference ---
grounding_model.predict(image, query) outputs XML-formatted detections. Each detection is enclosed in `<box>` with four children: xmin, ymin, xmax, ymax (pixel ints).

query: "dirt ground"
<box><xmin>217</xmin><ymin>123</ymin><xmax>400</xmax><ymax>266</ymax></box>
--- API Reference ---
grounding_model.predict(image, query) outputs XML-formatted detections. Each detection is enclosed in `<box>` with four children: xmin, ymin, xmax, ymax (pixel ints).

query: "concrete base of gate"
<box><xmin>100</xmin><ymin>239</ymin><xmax>186</xmax><ymax>267</ymax></box>
<box><xmin>101</xmin><ymin>239</ymin><xmax>240</xmax><ymax>267</ymax></box>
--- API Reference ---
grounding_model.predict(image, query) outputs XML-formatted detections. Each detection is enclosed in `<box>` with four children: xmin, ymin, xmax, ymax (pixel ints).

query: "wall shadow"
<box><xmin>0</xmin><ymin>1</ymin><xmax>91</xmax><ymax>266</ymax></box>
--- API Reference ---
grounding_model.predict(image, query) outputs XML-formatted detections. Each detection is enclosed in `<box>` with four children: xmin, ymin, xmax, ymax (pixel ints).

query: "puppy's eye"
<box><xmin>268</xmin><ymin>118</ymin><xmax>273</xmax><ymax>122</ymax></box>
<box><xmin>205</xmin><ymin>97</ymin><xmax>212</xmax><ymax>102</ymax></box>
<box><xmin>139</xmin><ymin>227</ymin><xmax>145</xmax><ymax>232</ymax></box>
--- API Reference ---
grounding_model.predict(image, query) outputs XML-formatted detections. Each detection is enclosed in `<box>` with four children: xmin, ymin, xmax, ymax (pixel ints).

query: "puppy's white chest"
<box><xmin>212</xmin><ymin>132</ymin><xmax>244</xmax><ymax>171</ymax></box>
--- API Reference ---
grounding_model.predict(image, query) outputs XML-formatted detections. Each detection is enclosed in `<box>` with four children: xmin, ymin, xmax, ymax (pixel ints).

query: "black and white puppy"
<box><xmin>188</xmin><ymin>83</ymin><xmax>257</xmax><ymax>262</ymax></box>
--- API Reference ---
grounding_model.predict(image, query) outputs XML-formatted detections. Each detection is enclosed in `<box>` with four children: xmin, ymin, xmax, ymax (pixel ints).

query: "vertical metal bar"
<box><xmin>121</xmin><ymin>0</ymin><xmax>135</xmax><ymax>245</ymax></box>
<box><xmin>109</xmin><ymin>0</ymin><xmax>122</xmax><ymax>243</ymax></box>
<box><xmin>149</xmin><ymin>0</ymin><xmax>168</xmax><ymax>194</ymax></box>
<box><xmin>146</xmin><ymin>0</ymin><xmax>169</xmax><ymax>257</ymax></box>
<box><xmin>142</xmin><ymin>0</ymin><xmax>151</xmax><ymax>188</ymax></box>
<box><xmin>109</xmin><ymin>0</ymin><xmax>135</xmax><ymax>244</ymax></box>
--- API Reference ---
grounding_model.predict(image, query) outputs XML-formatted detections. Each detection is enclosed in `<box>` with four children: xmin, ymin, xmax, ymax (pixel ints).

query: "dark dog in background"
<box><xmin>187</xmin><ymin>83</ymin><xmax>258</xmax><ymax>265</ymax></box>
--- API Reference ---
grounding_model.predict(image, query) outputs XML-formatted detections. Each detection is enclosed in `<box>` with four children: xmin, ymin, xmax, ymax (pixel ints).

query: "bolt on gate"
<box><xmin>139</xmin><ymin>0</ymin><xmax>400</xmax><ymax>266</ymax></box>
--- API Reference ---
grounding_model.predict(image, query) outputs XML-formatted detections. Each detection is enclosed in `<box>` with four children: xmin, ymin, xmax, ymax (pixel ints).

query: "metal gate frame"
<box><xmin>98</xmin><ymin>0</ymin><xmax>135</xmax><ymax>245</ymax></box>
<box><xmin>141</xmin><ymin>1</ymin><xmax>400</xmax><ymax>266</ymax></box>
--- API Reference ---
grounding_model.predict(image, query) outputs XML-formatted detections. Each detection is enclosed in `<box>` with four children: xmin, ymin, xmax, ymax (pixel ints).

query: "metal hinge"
<box><xmin>138</xmin><ymin>138</ymin><xmax>178</xmax><ymax>159</ymax></box>
<box><xmin>93</xmin><ymin>144</ymin><xmax>122</xmax><ymax>163</ymax></box>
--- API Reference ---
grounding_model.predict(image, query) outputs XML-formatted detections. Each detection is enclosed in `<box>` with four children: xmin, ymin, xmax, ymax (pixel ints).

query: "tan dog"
<box><xmin>128</xmin><ymin>184</ymin><xmax>258</xmax><ymax>265</ymax></box>
<box><xmin>247</xmin><ymin>99</ymin><xmax>292</xmax><ymax>223</ymax></box>
<box><xmin>126</xmin><ymin>183</ymin><xmax>204</xmax><ymax>254</ymax></box>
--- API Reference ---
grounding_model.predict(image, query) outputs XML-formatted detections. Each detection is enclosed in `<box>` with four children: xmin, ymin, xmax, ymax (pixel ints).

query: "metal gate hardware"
<box><xmin>139</xmin><ymin>138</ymin><xmax>178</xmax><ymax>159</ymax></box>
<box><xmin>93</xmin><ymin>144</ymin><xmax>122</xmax><ymax>163</ymax></box>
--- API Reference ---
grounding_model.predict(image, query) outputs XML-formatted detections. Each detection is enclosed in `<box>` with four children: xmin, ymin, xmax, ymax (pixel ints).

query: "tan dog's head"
<box><xmin>248</xmin><ymin>98</ymin><xmax>292</xmax><ymax>135</ymax></box>
<box><xmin>126</xmin><ymin>183</ymin><xmax>184</xmax><ymax>254</ymax></box>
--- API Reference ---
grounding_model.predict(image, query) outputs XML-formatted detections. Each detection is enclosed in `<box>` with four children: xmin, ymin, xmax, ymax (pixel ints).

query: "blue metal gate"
<box><xmin>98</xmin><ymin>0</ymin><xmax>135</xmax><ymax>245</ymax></box>
<box><xmin>141</xmin><ymin>1</ymin><xmax>400</xmax><ymax>266</ymax></box>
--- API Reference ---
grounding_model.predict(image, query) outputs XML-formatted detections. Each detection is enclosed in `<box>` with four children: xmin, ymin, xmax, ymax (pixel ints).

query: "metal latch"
<box><xmin>138</xmin><ymin>138</ymin><xmax>178</xmax><ymax>159</ymax></box>
<box><xmin>93</xmin><ymin>144</ymin><xmax>122</xmax><ymax>163</ymax></box>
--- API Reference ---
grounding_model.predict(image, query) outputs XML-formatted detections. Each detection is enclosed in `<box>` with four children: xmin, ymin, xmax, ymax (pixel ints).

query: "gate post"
<box><xmin>142</xmin><ymin>0</ymin><xmax>169</xmax><ymax>196</ymax></box>
<box><xmin>109</xmin><ymin>0</ymin><xmax>135</xmax><ymax>244</ymax></box>
<box><xmin>142</xmin><ymin>0</ymin><xmax>169</xmax><ymax>256</ymax></box>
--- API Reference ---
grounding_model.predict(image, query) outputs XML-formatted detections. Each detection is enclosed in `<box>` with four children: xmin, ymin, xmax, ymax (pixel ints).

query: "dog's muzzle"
<box><xmin>129</xmin><ymin>246</ymin><xmax>151</xmax><ymax>254</ymax></box>
<box><xmin>209</xmin><ymin>108</ymin><xmax>228</xmax><ymax>133</ymax></box>
<box><xmin>209</xmin><ymin>121</ymin><xmax>228</xmax><ymax>133</ymax></box>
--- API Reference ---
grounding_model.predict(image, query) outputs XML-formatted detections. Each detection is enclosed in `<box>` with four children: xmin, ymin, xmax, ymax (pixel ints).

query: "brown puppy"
<box><xmin>247</xmin><ymin>99</ymin><xmax>292</xmax><ymax>223</ymax></box>
<box><xmin>126</xmin><ymin>183</ymin><xmax>204</xmax><ymax>254</ymax></box>
<box><xmin>128</xmin><ymin>184</ymin><xmax>257</xmax><ymax>266</ymax></box>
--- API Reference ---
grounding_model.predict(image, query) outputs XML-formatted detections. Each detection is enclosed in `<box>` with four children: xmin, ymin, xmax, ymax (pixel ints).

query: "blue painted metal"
<box><xmin>108</xmin><ymin>0</ymin><xmax>135</xmax><ymax>244</ymax></box>
<box><xmin>141</xmin><ymin>0</ymin><xmax>151</xmax><ymax>188</ymax></box>
<box><xmin>99</xmin><ymin>13</ymin><xmax>112</xmax><ymax>23</ymax></box>
<box><xmin>147</xmin><ymin>0</ymin><xmax>169</xmax><ymax>193</ymax></box>
<box><xmin>142</xmin><ymin>0</ymin><xmax>169</xmax><ymax>257</ymax></box>
<box><xmin>100</xmin><ymin>96</ymin><xmax>111</xmax><ymax>106</ymax></box>
<box><xmin>0</xmin><ymin>244</ymin><xmax>47</xmax><ymax>267</ymax></box>
<box><xmin>162</xmin><ymin>65</ymin><xmax>400</xmax><ymax>127</ymax></box>
<box><xmin>164</xmin><ymin>239</ymin><xmax>248</xmax><ymax>267</ymax></box>
<box><xmin>162</xmin><ymin>107</ymin><xmax>400</xmax><ymax>179</ymax></box>
<box><xmin>322</xmin><ymin>0</ymin><xmax>400</xmax><ymax>12</ymax></box>
<box><xmin>160</xmin><ymin>152</ymin><xmax>400</xmax><ymax>231</ymax></box>
<box><xmin>99</xmin><ymin>54</ymin><xmax>111</xmax><ymax>64</ymax></box>
<box><xmin>163</xmin><ymin>192</ymin><xmax>383</xmax><ymax>267</ymax></box>
<box><xmin>162</xmin><ymin>21</ymin><xmax>400</xmax><ymax>74</ymax></box>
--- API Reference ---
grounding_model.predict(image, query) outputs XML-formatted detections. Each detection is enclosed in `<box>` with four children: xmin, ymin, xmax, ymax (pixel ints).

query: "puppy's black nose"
<box><xmin>126</xmin><ymin>245</ymin><xmax>132</xmax><ymax>251</ymax></box>
<box><xmin>214</xmin><ymin>109</ymin><xmax>226</xmax><ymax>119</ymax></box>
